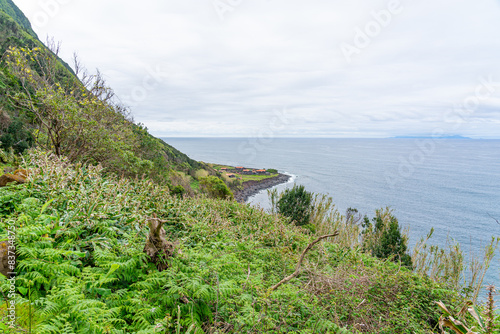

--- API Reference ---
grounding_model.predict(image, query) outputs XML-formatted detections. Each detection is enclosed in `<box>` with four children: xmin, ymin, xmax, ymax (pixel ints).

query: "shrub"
<box><xmin>4</xmin><ymin>46</ymin><xmax>155</xmax><ymax>178</ymax></box>
<box><xmin>275</xmin><ymin>184</ymin><xmax>313</xmax><ymax>226</ymax></box>
<box><xmin>362</xmin><ymin>208</ymin><xmax>412</xmax><ymax>268</ymax></box>
<box><xmin>0</xmin><ymin>116</ymin><xmax>33</xmax><ymax>154</ymax></box>
<box><xmin>170</xmin><ymin>185</ymin><xmax>185</xmax><ymax>198</ymax></box>
<box><xmin>199</xmin><ymin>176</ymin><xmax>233</xmax><ymax>200</ymax></box>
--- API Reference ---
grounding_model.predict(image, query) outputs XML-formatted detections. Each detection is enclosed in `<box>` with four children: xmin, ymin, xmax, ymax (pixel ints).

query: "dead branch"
<box><xmin>72</xmin><ymin>52</ymin><xmax>83</xmax><ymax>77</ymax></box>
<box><xmin>488</xmin><ymin>213</ymin><xmax>499</xmax><ymax>226</ymax></box>
<box><xmin>269</xmin><ymin>232</ymin><xmax>339</xmax><ymax>292</ymax></box>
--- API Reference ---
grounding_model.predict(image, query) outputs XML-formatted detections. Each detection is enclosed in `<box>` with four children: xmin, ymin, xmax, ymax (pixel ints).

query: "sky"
<box><xmin>12</xmin><ymin>0</ymin><xmax>500</xmax><ymax>138</ymax></box>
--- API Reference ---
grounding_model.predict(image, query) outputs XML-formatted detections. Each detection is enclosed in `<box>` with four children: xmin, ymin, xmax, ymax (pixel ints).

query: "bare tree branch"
<box><xmin>269</xmin><ymin>232</ymin><xmax>339</xmax><ymax>292</ymax></box>
<box><xmin>72</xmin><ymin>52</ymin><xmax>82</xmax><ymax>77</ymax></box>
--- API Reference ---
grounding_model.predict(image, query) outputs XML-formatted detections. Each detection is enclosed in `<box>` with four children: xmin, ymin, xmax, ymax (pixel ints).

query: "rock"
<box><xmin>0</xmin><ymin>174</ymin><xmax>26</xmax><ymax>187</ymax></box>
<box><xmin>13</xmin><ymin>169</ymin><xmax>28</xmax><ymax>178</ymax></box>
<box><xmin>0</xmin><ymin>169</ymin><xmax>29</xmax><ymax>187</ymax></box>
<box><xmin>234</xmin><ymin>173</ymin><xmax>292</xmax><ymax>203</ymax></box>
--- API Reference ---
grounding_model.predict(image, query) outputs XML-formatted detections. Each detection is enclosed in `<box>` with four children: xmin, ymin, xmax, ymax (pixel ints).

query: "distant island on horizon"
<box><xmin>160</xmin><ymin>135</ymin><xmax>477</xmax><ymax>140</ymax></box>
<box><xmin>393</xmin><ymin>135</ymin><xmax>471</xmax><ymax>139</ymax></box>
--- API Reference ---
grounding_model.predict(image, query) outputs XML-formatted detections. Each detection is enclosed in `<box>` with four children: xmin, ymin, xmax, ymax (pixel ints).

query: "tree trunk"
<box><xmin>143</xmin><ymin>215</ymin><xmax>174</xmax><ymax>271</ymax></box>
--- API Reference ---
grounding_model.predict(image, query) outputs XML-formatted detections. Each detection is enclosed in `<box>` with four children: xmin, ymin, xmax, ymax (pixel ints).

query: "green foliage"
<box><xmin>275</xmin><ymin>184</ymin><xmax>313</xmax><ymax>226</ymax></box>
<box><xmin>170</xmin><ymin>185</ymin><xmax>186</xmax><ymax>198</ymax></box>
<box><xmin>362</xmin><ymin>208</ymin><xmax>412</xmax><ymax>268</ymax></box>
<box><xmin>4</xmin><ymin>46</ymin><xmax>154</xmax><ymax>178</ymax></box>
<box><xmin>132</xmin><ymin>124</ymin><xmax>201</xmax><ymax>182</ymax></box>
<box><xmin>412</xmin><ymin>232</ymin><xmax>499</xmax><ymax>303</ymax></box>
<box><xmin>0</xmin><ymin>6</ymin><xmax>470</xmax><ymax>332</ymax></box>
<box><xmin>0</xmin><ymin>44</ymin><xmax>214</xmax><ymax>185</ymax></box>
<box><xmin>0</xmin><ymin>150</ymin><xmax>461</xmax><ymax>333</ymax></box>
<box><xmin>199</xmin><ymin>176</ymin><xmax>233</xmax><ymax>200</ymax></box>
<box><xmin>0</xmin><ymin>114</ymin><xmax>34</xmax><ymax>153</ymax></box>
<box><xmin>267</xmin><ymin>168</ymin><xmax>278</xmax><ymax>174</ymax></box>
<box><xmin>436</xmin><ymin>287</ymin><xmax>499</xmax><ymax>334</ymax></box>
<box><xmin>225</xmin><ymin>176</ymin><xmax>243</xmax><ymax>192</ymax></box>
<box><xmin>0</xmin><ymin>147</ymin><xmax>19</xmax><ymax>168</ymax></box>
<box><xmin>0</xmin><ymin>0</ymin><xmax>37</xmax><ymax>38</ymax></box>
<box><xmin>314</xmin><ymin>243</ymin><xmax>455</xmax><ymax>333</ymax></box>
<box><xmin>0</xmin><ymin>10</ymin><xmax>210</xmax><ymax>188</ymax></box>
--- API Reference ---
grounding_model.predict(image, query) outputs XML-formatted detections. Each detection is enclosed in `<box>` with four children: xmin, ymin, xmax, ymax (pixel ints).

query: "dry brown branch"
<box><xmin>269</xmin><ymin>232</ymin><xmax>339</xmax><ymax>292</ymax></box>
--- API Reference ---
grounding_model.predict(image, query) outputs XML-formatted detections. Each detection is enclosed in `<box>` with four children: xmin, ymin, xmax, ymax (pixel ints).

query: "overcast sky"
<box><xmin>12</xmin><ymin>0</ymin><xmax>500</xmax><ymax>138</ymax></box>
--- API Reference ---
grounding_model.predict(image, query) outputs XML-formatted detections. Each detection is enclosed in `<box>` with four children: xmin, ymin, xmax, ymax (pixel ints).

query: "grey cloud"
<box><xmin>13</xmin><ymin>0</ymin><xmax>500</xmax><ymax>138</ymax></box>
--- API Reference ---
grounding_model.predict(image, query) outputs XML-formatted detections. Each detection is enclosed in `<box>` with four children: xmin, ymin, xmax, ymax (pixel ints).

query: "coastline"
<box><xmin>234</xmin><ymin>173</ymin><xmax>292</xmax><ymax>203</ymax></box>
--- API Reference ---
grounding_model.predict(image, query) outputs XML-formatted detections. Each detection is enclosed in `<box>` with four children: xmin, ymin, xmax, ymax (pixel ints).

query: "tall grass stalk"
<box><xmin>310</xmin><ymin>194</ymin><xmax>361</xmax><ymax>248</ymax></box>
<box><xmin>412</xmin><ymin>231</ymin><xmax>499</xmax><ymax>300</ymax></box>
<box><xmin>470</xmin><ymin>238</ymin><xmax>499</xmax><ymax>303</ymax></box>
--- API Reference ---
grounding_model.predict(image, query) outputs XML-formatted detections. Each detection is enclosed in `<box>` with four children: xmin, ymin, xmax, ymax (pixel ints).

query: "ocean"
<box><xmin>162</xmin><ymin>137</ymin><xmax>500</xmax><ymax>287</ymax></box>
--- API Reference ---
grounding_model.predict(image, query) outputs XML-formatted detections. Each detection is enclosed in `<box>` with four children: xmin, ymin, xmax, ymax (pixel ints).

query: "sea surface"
<box><xmin>162</xmin><ymin>137</ymin><xmax>500</xmax><ymax>288</ymax></box>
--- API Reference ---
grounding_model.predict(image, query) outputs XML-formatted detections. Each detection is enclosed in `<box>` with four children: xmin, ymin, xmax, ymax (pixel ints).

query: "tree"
<box><xmin>275</xmin><ymin>184</ymin><xmax>313</xmax><ymax>226</ymax></box>
<box><xmin>170</xmin><ymin>185</ymin><xmax>185</xmax><ymax>198</ymax></box>
<box><xmin>345</xmin><ymin>207</ymin><xmax>362</xmax><ymax>225</ymax></box>
<box><xmin>0</xmin><ymin>113</ymin><xmax>33</xmax><ymax>153</ymax></box>
<box><xmin>4</xmin><ymin>45</ymin><xmax>153</xmax><ymax>177</ymax></box>
<box><xmin>362</xmin><ymin>208</ymin><xmax>412</xmax><ymax>268</ymax></box>
<box><xmin>199</xmin><ymin>176</ymin><xmax>233</xmax><ymax>200</ymax></box>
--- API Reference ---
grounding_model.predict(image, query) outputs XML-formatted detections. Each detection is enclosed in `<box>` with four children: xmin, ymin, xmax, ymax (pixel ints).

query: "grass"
<box><xmin>213</xmin><ymin>164</ymin><xmax>279</xmax><ymax>183</ymax></box>
<box><xmin>239</xmin><ymin>173</ymin><xmax>278</xmax><ymax>183</ymax></box>
<box><xmin>190</xmin><ymin>179</ymin><xmax>200</xmax><ymax>191</ymax></box>
<box><xmin>0</xmin><ymin>163</ymin><xmax>11</xmax><ymax>173</ymax></box>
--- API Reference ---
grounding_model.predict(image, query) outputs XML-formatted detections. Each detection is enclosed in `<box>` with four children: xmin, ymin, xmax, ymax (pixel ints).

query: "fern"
<box><xmin>0</xmin><ymin>150</ymin><xmax>460</xmax><ymax>332</ymax></box>
<box><xmin>38</xmin><ymin>314</ymin><xmax>76</xmax><ymax>334</ymax></box>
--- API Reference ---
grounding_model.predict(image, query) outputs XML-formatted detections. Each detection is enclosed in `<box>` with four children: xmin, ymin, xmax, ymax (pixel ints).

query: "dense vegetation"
<box><xmin>0</xmin><ymin>150</ymin><xmax>462</xmax><ymax>333</ymax></box>
<box><xmin>361</xmin><ymin>210</ymin><xmax>413</xmax><ymax>268</ymax></box>
<box><xmin>275</xmin><ymin>185</ymin><xmax>314</xmax><ymax>227</ymax></box>
<box><xmin>0</xmin><ymin>2</ymin><xmax>498</xmax><ymax>333</ymax></box>
<box><xmin>0</xmin><ymin>0</ymin><xmax>37</xmax><ymax>38</ymax></box>
<box><xmin>0</xmin><ymin>3</ymin><xmax>218</xmax><ymax>196</ymax></box>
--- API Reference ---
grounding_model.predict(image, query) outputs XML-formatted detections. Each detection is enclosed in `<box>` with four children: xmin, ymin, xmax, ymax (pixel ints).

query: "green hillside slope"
<box><xmin>0</xmin><ymin>7</ymin><xmax>211</xmax><ymax>193</ymax></box>
<box><xmin>0</xmin><ymin>0</ymin><xmax>37</xmax><ymax>38</ymax></box>
<box><xmin>0</xmin><ymin>151</ymin><xmax>460</xmax><ymax>333</ymax></box>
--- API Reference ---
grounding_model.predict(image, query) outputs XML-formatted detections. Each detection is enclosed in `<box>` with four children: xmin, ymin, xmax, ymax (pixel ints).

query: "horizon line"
<box><xmin>157</xmin><ymin>136</ymin><xmax>499</xmax><ymax>139</ymax></box>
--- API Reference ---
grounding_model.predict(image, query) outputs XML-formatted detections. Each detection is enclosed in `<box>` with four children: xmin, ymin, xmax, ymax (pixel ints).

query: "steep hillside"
<box><xmin>0</xmin><ymin>0</ymin><xmax>37</xmax><ymax>38</ymax></box>
<box><xmin>0</xmin><ymin>11</ymin><xmax>75</xmax><ymax>112</ymax></box>
<box><xmin>0</xmin><ymin>6</ymin><xmax>212</xmax><ymax>193</ymax></box>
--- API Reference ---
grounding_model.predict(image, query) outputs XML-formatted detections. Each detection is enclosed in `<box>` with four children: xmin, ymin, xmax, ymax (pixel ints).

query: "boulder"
<box><xmin>0</xmin><ymin>169</ymin><xmax>29</xmax><ymax>187</ymax></box>
<box><xmin>13</xmin><ymin>169</ymin><xmax>28</xmax><ymax>179</ymax></box>
<box><xmin>0</xmin><ymin>174</ymin><xmax>26</xmax><ymax>187</ymax></box>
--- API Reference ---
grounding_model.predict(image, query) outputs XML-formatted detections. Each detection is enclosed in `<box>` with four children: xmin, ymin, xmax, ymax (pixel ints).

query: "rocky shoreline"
<box><xmin>234</xmin><ymin>173</ymin><xmax>292</xmax><ymax>203</ymax></box>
